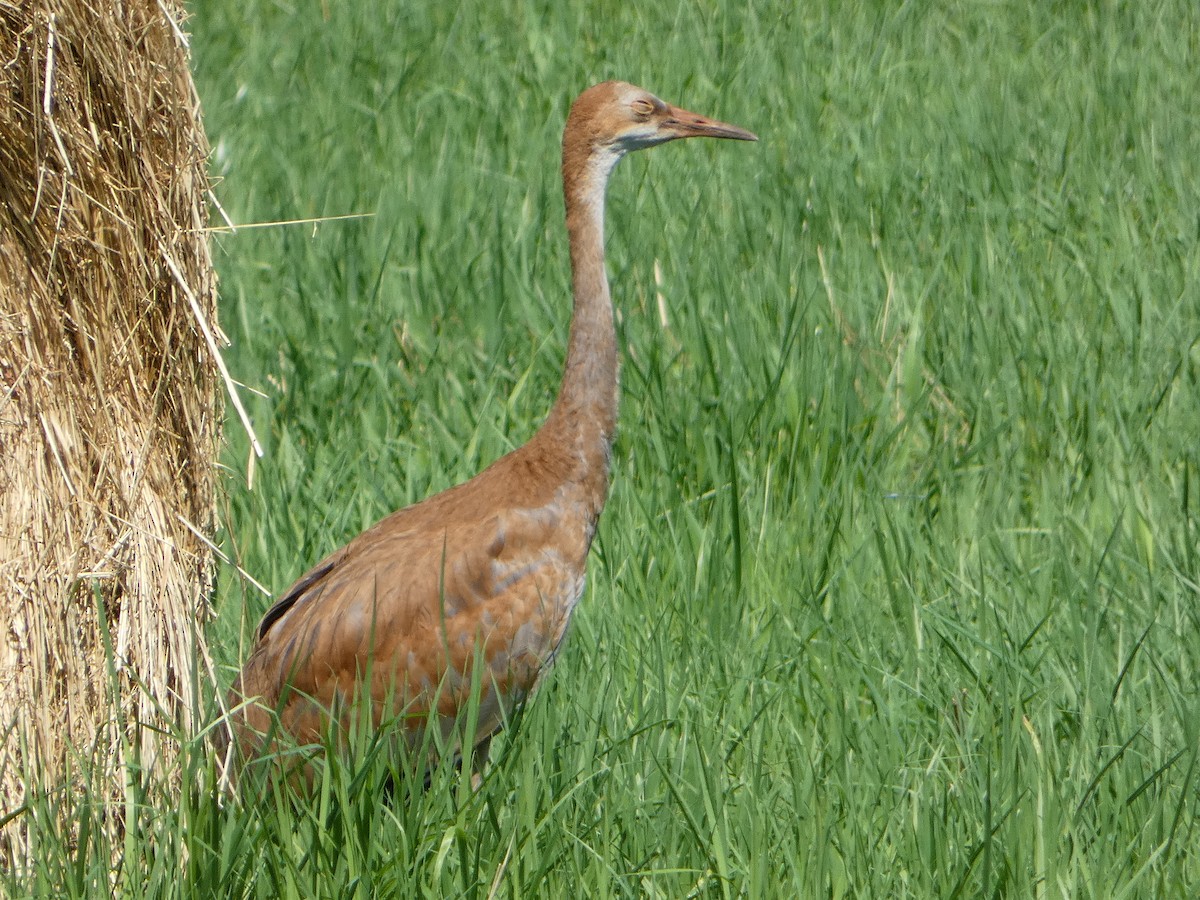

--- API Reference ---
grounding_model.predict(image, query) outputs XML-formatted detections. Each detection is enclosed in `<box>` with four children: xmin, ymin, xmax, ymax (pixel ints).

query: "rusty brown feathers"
<box><xmin>226</xmin><ymin>81</ymin><xmax>756</xmax><ymax>769</ymax></box>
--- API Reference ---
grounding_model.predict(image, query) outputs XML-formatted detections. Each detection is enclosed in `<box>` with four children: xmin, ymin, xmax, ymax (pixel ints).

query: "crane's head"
<box><xmin>564</xmin><ymin>81</ymin><xmax>756</xmax><ymax>187</ymax></box>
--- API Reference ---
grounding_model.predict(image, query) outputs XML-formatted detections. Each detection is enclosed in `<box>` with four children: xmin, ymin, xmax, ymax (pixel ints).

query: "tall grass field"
<box><xmin>8</xmin><ymin>1</ymin><xmax>1199</xmax><ymax>896</ymax></box>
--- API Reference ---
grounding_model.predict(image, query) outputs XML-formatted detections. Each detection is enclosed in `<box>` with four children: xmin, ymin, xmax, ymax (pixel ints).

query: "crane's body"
<box><xmin>227</xmin><ymin>81</ymin><xmax>756</xmax><ymax>767</ymax></box>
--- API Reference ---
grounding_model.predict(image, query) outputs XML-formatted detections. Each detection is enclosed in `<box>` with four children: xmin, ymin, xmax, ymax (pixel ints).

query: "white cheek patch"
<box><xmin>616</xmin><ymin>125</ymin><xmax>672</xmax><ymax>152</ymax></box>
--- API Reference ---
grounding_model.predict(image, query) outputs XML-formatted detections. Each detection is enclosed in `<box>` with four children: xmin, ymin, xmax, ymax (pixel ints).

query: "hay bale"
<box><xmin>0</xmin><ymin>0</ymin><xmax>219</xmax><ymax>846</ymax></box>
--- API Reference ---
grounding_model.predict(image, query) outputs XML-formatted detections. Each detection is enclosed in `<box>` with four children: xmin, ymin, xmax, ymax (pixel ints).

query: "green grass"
<box><xmin>7</xmin><ymin>0</ymin><xmax>1200</xmax><ymax>896</ymax></box>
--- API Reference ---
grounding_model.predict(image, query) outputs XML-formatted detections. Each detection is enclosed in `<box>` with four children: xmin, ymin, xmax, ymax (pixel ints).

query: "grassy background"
<box><xmin>9</xmin><ymin>0</ymin><xmax>1200</xmax><ymax>896</ymax></box>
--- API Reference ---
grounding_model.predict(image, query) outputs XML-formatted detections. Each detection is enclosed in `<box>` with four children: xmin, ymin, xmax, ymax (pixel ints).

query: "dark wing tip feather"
<box><xmin>256</xmin><ymin>556</ymin><xmax>340</xmax><ymax>640</ymax></box>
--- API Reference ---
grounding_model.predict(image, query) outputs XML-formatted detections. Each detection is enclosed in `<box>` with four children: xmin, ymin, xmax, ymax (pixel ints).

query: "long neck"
<box><xmin>537</xmin><ymin>146</ymin><xmax>622</xmax><ymax>516</ymax></box>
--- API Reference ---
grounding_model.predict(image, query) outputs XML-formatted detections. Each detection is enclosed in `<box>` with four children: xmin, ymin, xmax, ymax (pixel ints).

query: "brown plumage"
<box><xmin>226</xmin><ymin>81</ymin><xmax>756</xmax><ymax>771</ymax></box>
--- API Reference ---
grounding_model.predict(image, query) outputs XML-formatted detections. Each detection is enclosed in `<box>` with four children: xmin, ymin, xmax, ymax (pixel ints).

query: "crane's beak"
<box><xmin>663</xmin><ymin>103</ymin><xmax>758</xmax><ymax>142</ymax></box>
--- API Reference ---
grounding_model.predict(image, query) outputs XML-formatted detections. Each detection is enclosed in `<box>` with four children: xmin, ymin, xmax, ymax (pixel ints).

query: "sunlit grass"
<box><xmin>6</xmin><ymin>0</ymin><xmax>1199</xmax><ymax>895</ymax></box>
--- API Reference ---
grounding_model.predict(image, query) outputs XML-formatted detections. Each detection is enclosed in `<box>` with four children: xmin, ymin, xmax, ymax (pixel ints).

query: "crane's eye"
<box><xmin>631</xmin><ymin>99</ymin><xmax>654</xmax><ymax>120</ymax></box>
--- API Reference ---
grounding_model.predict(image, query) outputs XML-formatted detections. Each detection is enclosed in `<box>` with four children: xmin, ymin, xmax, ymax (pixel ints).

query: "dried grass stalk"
<box><xmin>0</xmin><ymin>0</ymin><xmax>219</xmax><ymax>851</ymax></box>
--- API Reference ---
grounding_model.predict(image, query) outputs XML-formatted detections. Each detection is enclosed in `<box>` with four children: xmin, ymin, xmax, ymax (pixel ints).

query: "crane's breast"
<box><xmin>430</xmin><ymin>503</ymin><xmax>591</xmax><ymax>722</ymax></box>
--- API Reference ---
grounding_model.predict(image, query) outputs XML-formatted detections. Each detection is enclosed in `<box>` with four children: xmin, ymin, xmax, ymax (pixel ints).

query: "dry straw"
<box><xmin>0</xmin><ymin>0</ymin><xmax>220</xmax><ymax>853</ymax></box>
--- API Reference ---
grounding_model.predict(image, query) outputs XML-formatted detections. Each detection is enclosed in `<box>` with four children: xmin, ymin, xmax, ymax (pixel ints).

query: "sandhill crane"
<box><xmin>226</xmin><ymin>81</ymin><xmax>756</xmax><ymax>775</ymax></box>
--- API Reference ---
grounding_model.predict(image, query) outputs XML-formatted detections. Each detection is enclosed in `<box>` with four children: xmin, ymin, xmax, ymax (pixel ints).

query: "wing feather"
<box><xmin>233</xmin><ymin>500</ymin><xmax>591</xmax><ymax>754</ymax></box>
